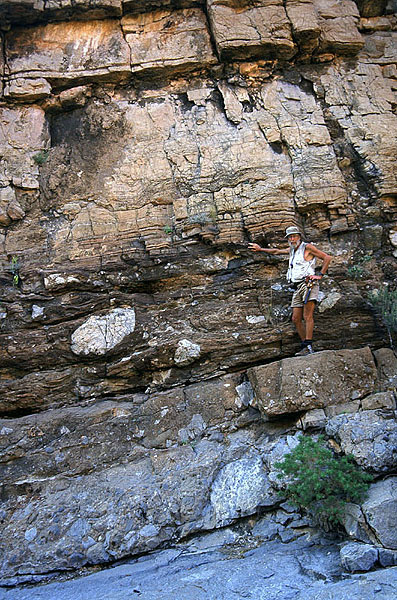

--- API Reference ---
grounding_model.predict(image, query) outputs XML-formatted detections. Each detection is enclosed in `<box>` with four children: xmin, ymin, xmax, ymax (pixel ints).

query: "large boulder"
<box><xmin>210</xmin><ymin>456</ymin><xmax>278</xmax><ymax>527</ymax></box>
<box><xmin>340</xmin><ymin>542</ymin><xmax>378</xmax><ymax>572</ymax></box>
<box><xmin>71</xmin><ymin>307</ymin><xmax>136</xmax><ymax>356</ymax></box>
<box><xmin>326</xmin><ymin>409</ymin><xmax>397</xmax><ymax>472</ymax></box>
<box><xmin>361</xmin><ymin>477</ymin><xmax>397</xmax><ymax>550</ymax></box>
<box><xmin>343</xmin><ymin>477</ymin><xmax>397</xmax><ymax>550</ymax></box>
<box><xmin>247</xmin><ymin>347</ymin><xmax>377</xmax><ymax>418</ymax></box>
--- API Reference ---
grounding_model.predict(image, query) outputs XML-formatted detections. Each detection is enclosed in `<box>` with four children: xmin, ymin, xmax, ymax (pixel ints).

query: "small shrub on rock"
<box><xmin>33</xmin><ymin>149</ymin><xmax>49</xmax><ymax>165</ymax></box>
<box><xmin>275</xmin><ymin>435</ymin><xmax>373</xmax><ymax>528</ymax></box>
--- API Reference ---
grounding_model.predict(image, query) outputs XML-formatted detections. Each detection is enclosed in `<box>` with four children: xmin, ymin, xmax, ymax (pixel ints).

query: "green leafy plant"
<box><xmin>369</xmin><ymin>286</ymin><xmax>397</xmax><ymax>348</ymax></box>
<box><xmin>33</xmin><ymin>150</ymin><xmax>49</xmax><ymax>165</ymax></box>
<box><xmin>275</xmin><ymin>436</ymin><xmax>372</xmax><ymax>527</ymax></box>
<box><xmin>163</xmin><ymin>224</ymin><xmax>183</xmax><ymax>240</ymax></box>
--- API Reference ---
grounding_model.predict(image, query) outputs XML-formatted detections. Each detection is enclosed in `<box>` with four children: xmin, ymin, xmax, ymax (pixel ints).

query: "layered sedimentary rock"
<box><xmin>1</xmin><ymin>346</ymin><xmax>396</xmax><ymax>582</ymax></box>
<box><xmin>0</xmin><ymin>0</ymin><xmax>396</xmax><ymax>585</ymax></box>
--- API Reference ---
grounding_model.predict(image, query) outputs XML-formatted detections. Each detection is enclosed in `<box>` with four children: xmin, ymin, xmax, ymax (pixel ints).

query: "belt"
<box><xmin>291</xmin><ymin>280</ymin><xmax>304</xmax><ymax>290</ymax></box>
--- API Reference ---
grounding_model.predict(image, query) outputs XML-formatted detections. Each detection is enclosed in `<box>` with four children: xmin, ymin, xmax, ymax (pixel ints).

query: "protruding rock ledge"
<box><xmin>4</xmin><ymin>19</ymin><xmax>131</xmax><ymax>93</ymax></box>
<box><xmin>122</xmin><ymin>9</ymin><xmax>217</xmax><ymax>77</ymax></box>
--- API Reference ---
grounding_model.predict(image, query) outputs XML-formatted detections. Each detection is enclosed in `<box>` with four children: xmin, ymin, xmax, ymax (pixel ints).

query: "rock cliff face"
<box><xmin>0</xmin><ymin>0</ymin><xmax>396</xmax><ymax>586</ymax></box>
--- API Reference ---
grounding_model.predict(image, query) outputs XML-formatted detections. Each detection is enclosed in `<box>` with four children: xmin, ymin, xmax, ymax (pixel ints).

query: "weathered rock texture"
<box><xmin>0</xmin><ymin>0</ymin><xmax>396</xmax><ymax>587</ymax></box>
<box><xmin>247</xmin><ymin>346</ymin><xmax>378</xmax><ymax>417</ymax></box>
<box><xmin>1</xmin><ymin>345</ymin><xmax>396</xmax><ymax>583</ymax></box>
<box><xmin>3</xmin><ymin>534</ymin><xmax>397</xmax><ymax>600</ymax></box>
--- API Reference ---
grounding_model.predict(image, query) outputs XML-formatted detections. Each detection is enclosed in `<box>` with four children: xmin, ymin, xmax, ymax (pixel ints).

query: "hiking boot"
<box><xmin>295</xmin><ymin>344</ymin><xmax>314</xmax><ymax>356</ymax></box>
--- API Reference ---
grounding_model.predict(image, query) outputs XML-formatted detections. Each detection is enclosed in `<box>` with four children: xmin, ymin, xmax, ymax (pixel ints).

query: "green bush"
<box><xmin>275</xmin><ymin>436</ymin><xmax>372</xmax><ymax>527</ymax></box>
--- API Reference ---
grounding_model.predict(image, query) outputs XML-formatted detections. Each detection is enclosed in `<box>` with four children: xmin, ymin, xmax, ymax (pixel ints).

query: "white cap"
<box><xmin>285</xmin><ymin>226</ymin><xmax>302</xmax><ymax>238</ymax></box>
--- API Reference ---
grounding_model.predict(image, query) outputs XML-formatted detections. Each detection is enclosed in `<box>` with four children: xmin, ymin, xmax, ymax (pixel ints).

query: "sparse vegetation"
<box><xmin>163</xmin><ymin>224</ymin><xmax>183</xmax><ymax>239</ymax></box>
<box><xmin>208</xmin><ymin>207</ymin><xmax>217</xmax><ymax>222</ymax></box>
<box><xmin>275</xmin><ymin>435</ymin><xmax>372</xmax><ymax>528</ymax></box>
<box><xmin>347</xmin><ymin>254</ymin><xmax>372</xmax><ymax>280</ymax></box>
<box><xmin>33</xmin><ymin>150</ymin><xmax>49</xmax><ymax>165</ymax></box>
<box><xmin>369</xmin><ymin>286</ymin><xmax>397</xmax><ymax>348</ymax></box>
<box><xmin>10</xmin><ymin>255</ymin><xmax>21</xmax><ymax>287</ymax></box>
<box><xmin>187</xmin><ymin>209</ymin><xmax>217</xmax><ymax>226</ymax></box>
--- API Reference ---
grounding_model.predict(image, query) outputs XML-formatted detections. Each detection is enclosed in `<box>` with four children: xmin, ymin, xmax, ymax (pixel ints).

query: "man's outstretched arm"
<box><xmin>248</xmin><ymin>243</ymin><xmax>289</xmax><ymax>256</ymax></box>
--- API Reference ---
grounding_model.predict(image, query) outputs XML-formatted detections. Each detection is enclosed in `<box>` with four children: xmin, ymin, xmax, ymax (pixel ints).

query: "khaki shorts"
<box><xmin>291</xmin><ymin>280</ymin><xmax>320</xmax><ymax>308</ymax></box>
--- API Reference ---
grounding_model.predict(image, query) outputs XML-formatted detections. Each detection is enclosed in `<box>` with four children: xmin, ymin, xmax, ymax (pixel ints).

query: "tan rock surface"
<box><xmin>5</xmin><ymin>19</ymin><xmax>131</xmax><ymax>89</ymax></box>
<box><xmin>285</xmin><ymin>0</ymin><xmax>321</xmax><ymax>56</ymax></box>
<box><xmin>4</xmin><ymin>77</ymin><xmax>52</xmax><ymax>102</ymax></box>
<box><xmin>0</xmin><ymin>0</ymin><xmax>123</xmax><ymax>26</ymax></box>
<box><xmin>313</xmin><ymin>58</ymin><xmax>397</xmax><ymax>197</ymax></box>
<box><xmin>247</xmin><ymin>347</ymin><xmax>378</xmax><ymax>417</ymax></box>
<box><xmin>28</xmin><ymin>73</ymin><xmax>358</xmax><ymax>263</ymax></box>
<box><xmin>0</xmin><ymin>106</ymin><xmax>49</xmax><ymax>190</ymax></box>
<box><xmin>315</xmin><ymin>0</ymin><xmax>364</xmax><ymax>56</ymax></box>
<box><xmin>207</xmin><ymin>0</ymin><xmax>296</xmax><ymax>61</ymax></box>
<box><xmin>122</xmin><ymin>9</ymin><xmax>217</xmax><ymax>76</ymax></box>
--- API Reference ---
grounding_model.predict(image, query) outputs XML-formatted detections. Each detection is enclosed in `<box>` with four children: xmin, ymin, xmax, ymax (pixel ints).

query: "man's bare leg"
<box><xmin>292</xmin><ymin>307</ymin><xmax>306</xmax><ymax>340</ymax></box>
<box><xmin>303</xmin><ymin>301</ymin><xmax>316</xmax><ymax>340</ymax></box>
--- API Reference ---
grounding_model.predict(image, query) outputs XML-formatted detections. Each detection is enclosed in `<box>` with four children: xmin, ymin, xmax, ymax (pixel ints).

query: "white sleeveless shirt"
<box><xmin>287</xmin><ymin>241</ymin><xmax>316</xmax><ymax>283</ymax></box>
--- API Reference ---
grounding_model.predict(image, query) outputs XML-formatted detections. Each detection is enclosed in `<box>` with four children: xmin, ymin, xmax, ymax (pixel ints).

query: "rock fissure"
<box><xmin>202</xmin><ymin>2</ymin><xmax>222</xmax><ymax>64</ymax></box>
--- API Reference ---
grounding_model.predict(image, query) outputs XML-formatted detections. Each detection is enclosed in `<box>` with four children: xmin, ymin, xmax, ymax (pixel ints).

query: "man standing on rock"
<box><xmin>248</xmin><ymin>226</ymin><xmax>332</xmax><ymax>355</ymax></box>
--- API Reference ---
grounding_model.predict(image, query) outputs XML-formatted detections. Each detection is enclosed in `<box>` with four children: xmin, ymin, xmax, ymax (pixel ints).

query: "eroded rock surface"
<box><xmin>1</xmin><ymin>533</ymin><xmax>396</xmax><ymax>600</ymax></box>
<box><xmin>0</xmin><ymin>0</ymin><xmax>396</xmax><ymax>590</ymax></box>
<box><xmin>326</xmin><ymin>409</ymin><xmax>397</xmax><ymax>472</ymax></box>
<box><xmin>248</xmin><ymin>347</ymin><xmax>377</xmax><ymax>417</ymax></box>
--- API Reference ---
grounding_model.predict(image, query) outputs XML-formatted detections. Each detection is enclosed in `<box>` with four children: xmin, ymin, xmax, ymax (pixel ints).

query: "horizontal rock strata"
<box><xmin>0</xmin><ymin>0</ymin><xmax>396</xmax><ymax>587</ymax></box>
